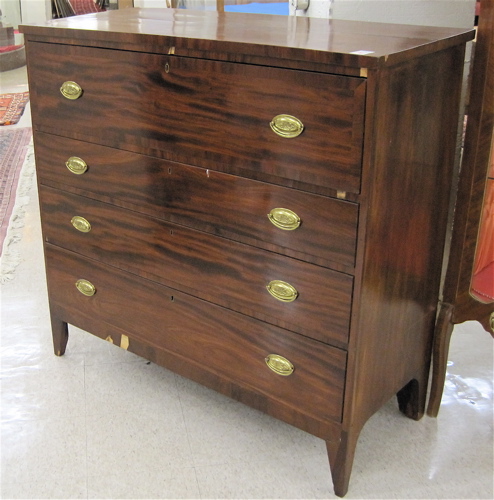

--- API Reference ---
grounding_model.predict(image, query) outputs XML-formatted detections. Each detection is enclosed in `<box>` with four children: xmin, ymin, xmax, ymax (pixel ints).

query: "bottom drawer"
<box><xmin>44</xmin><ymin>245</ymin><xmax>347</xmax><ymax>424</ymax></box>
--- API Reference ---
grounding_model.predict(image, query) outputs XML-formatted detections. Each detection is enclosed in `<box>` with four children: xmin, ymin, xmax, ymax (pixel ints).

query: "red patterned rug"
<box><xmin>0</xmin><ymin>92</ymin><xmax>30</xmax><ymax>126</ymax></box>
<box><xmin>0</xmin><ymin>127</ymin><xmax>32</xmax><ymax>256</ymax></box>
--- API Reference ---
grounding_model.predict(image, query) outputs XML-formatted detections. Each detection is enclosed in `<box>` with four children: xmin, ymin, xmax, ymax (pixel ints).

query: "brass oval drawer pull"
<box><xmin>265</xmin><ymin>354</ymin><xmax>294</xmax><ymax>376</ymax></box>
<box><xmin>75</xmin><ymin>279</ymin><xmax>96</xmax><ymax>296</ymax></box>
<box><xmin>270</xmin><ymin>114</ymin><xmax>304</xmax><ymax>138</ymax></box>
<box><xmin>490</xmin><ymin>312</ymin><xmax>494</xmax><ymax>333</ymax></box>
<box><xmin>65</xmin><ymin>156</ymin><xmax>88</xmax><ymax>175</ymax></box>
<box><xmin>71</xmin><ymin>216</ymin><xmax>91</xmax><ymax>233</ymax></box>
<box><xmin>267</xmin><ymin>208</ymin><xmax>301</xmax><ymax>231</ymax></box>
<box><xmin>60</xmin><ymin>81</ymin><xmax>83</xmax><ymax>100</ymax></box>
<box><xmin>266</xmin><ymin>280</ymin><xmax>298</xmax><ymax>302</ymax></box>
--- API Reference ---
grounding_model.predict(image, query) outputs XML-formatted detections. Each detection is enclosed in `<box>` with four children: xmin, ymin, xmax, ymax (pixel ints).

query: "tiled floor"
<box><xmin>1</xmin><ymin>65</ymin><xmax>493</xmax><ymax>499</ymax></box>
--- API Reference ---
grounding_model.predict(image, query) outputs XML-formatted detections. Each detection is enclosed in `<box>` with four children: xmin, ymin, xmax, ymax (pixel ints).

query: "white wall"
<box><xmin>0</xmin><ymin>0</ymin><xmax>51</xmax><ymax>27</ymax></box>
<box><xmin>0</xmin><ymin>0</ymin><xmax>21</xmax><ymax>26</ymax></box>
<box><xmin>331</xmin><ymin>0</ymin><xmax>476</xmax><ymax>28</ymax></box>
<box><xmin>292</xmin><ymin>0</ymin><xmax>476</xmax><ymax>28</ymax></box>
<box><xmin>20</xmin><ymin>0</ymin><xmax>51</xmax><ymax>25</ymax></box>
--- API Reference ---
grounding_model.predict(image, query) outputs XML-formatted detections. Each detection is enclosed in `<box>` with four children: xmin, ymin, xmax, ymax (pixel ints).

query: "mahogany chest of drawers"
<box><xmin>21</xmin><ymin>9</ymin><xmax>474</xmax><ymax>496</ymax></box>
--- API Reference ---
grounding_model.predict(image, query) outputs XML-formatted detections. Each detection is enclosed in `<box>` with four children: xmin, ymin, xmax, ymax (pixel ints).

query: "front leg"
<box><xmin>326</xmin><ymin>428</ymin><xmax>362</xmax><ymax>497</ymax></box>
<box><xmin>50</xmin><ymin>309</ymin><xmax>68</xmax><ymax>356</ymax></box>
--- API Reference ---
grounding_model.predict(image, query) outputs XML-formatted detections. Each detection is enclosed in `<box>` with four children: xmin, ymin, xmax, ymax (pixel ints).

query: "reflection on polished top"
<box><xmin>20</xmin><ymin>8</ymin><xmax>474</xmax><ymax>68</ymax></box>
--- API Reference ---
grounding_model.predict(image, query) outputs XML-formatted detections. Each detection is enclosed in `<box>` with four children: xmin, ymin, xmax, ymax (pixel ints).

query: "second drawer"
<box><xmin>40</xmin><ymin>186</ymin><xmax>353</xmax><ymax>347</ymax></box>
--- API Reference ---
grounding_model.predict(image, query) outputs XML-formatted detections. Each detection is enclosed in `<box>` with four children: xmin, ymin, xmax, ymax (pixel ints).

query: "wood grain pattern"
<box><xmin>28</xmin><ymin>42</ymin><xmax>366</xmax><ymax>193</ymax></box>
<box><xmin>34</xmin><ymin>132</ymin><xmax>359</xmax><ymax>270</ymax></box>
<box><xmin>323</xmin><ymin>45</ymin><xmax>470</xmax><ymax>496</ymax></box>
<box><xmin>20</xmin><ymin>9</ymin><xmax>474</xmax><ymax>70</ymax></box>
<box><xmin>39</xmin><ymin>185</ymin><xmax>353</xmax><ymax>347</ymax></box>
<box><xmin>45</xmin><ymin>244</ymin><xmax>347</xmax><ymax>425</ymax></box>
<box><xmin>348</xmin><ymin>45</ymin><xmax>467</xmax><ymax>427</ymax></box>
<box><xmin>347</xmin><ymin>46</ymin><xmax>464</xmax><ymax>434</ymax></box>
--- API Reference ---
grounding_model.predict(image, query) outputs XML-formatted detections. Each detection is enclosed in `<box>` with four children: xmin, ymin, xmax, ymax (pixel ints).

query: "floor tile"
<box><xmin>85</xmin><ymin>410</ymin><xmax>194</xmax><ymax>477</ymax></box>
<box><xmin>87</xmin><ymin>466</ymin><xmax>200</xmax><ymax>499</ymax></box>
<box><xmin>1</xmin><ymin>354</ymin><xmax>86</xmax><ymax>422</ymax></box>
<box><xmin>0</xmin><ymin>477</ymin><xmax>87</xmax><ymax>499</ymax></box>
<box><xmin>0</xmin><ymin>416</ymin><xmax>87</xmax><ymax>485</ymax></box>
<box><xmin>183</xmin><ymin>399</ymin><xmax>324</xmax><ymax>468</ymax></box>
<box><xmin>195</xmin><ymin>455</ymin><xmax>330</xmax><ymax>499</ymax></box>
<box><xmin>84</xmin><ymin>358</ymin><xmax>181</xmax><ymax>416</ymax></box>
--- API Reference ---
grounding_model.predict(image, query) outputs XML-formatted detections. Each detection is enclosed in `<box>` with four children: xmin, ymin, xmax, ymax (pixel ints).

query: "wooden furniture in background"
<box><xmin>20</xmin><ymin>10</ymin><xmax>473</xmax><ymax>496</ymax></box>
<box><xmin>428</xmin><ymin>0</ymin><xmax>494</xmax><ymax>417</ymax></box>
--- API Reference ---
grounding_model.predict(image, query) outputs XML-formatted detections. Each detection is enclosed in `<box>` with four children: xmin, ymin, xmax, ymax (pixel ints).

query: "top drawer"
<box><xmin>27</xmin><ymin>42</ymin><xmax>366</xmax><ymax>193</ymax></box>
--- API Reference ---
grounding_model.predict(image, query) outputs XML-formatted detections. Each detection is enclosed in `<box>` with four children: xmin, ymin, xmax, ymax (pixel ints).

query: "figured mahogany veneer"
<box><xmin>34</xmin><ymin>132</ymin><xmax>359</xmax><ymax>269</ymax></box>
<box><xmin>21</xmin><ymin>9</ymin><xmax>474</xmax><ymax>497</ymax></box>
<box><xmin>45</xmin><ymin>244</ymin><xmax>347</xmax><ymax>425</ymax></box>
<box><xmin>28</xmin><ymin>43</ymin><xmax>366</xmax><ymax>193</ymax></box>
<box><xmin>39</xmin><ymin>185</ymin><xmax>354</xmax><ymax>347</ymax></box>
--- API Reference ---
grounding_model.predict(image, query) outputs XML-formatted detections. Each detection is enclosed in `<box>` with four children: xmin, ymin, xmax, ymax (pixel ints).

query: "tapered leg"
<box><xmin>50</xmin><ymin>311</ymin><xmax>69</xmax><ymax>356</ymax></box>
<box><xmin>426</xmin><ymin>302</ymin><xmax>455</xmax><ymax>417</ymax></box>
<box><xmin>326</xmin><ymin>428</ymin><xmax>361</xmax><ymax>498</ymax></box>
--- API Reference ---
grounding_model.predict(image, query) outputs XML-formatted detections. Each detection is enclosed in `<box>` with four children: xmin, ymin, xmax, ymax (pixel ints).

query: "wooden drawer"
<box><xmin>29</xmin><ymin>42</ymin><xmax>366</xmax><ymax>193</ymax></box>
<box><xmin>39</xmin><ymin>186</ymin><xmax>353</xmax><ymax>347</ymax></box>
<box><xmin>34</xmin><ymin>132</ymin><xmax>359</xmax><ymax>269</ymax></box>
<box><xmin>45</xmin><ymin>244</ymin><xmax>347</xmax><ymax>424</ymax></box>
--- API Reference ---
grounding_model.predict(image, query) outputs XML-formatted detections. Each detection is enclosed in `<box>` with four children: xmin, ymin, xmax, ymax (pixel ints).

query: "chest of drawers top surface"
<box><xmin>20</xmin><ymin>8</ymin><xmax>472</xmax><ymax>70</ymax></box>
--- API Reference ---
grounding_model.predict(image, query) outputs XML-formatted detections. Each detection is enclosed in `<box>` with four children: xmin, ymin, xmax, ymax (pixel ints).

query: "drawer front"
<box><xmin>29</xmin><ymin>42</ymin><xmax>366</xmax><ymax>193</ymax></box>
<box><xmin>45</xmin><ymin>244</ymin><xmax>347</xmax><ymax>424</ymax></box>
<box><xmin>39</xmin><ymin>186</ymin><xmax>353</xmax><ymax>347</ymax></box>
<box><xmin>34</xmin><ymin>132</ymin><xmax>359</xmax><ymax>268</ymax></box>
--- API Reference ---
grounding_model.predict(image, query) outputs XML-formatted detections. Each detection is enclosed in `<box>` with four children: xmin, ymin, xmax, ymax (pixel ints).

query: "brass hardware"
<box><xmin>66</xmin><ymin>156</ymin><xmax>88</xmax><ymax>175</ymax></box>
<box><xmin>75</xmin><ymin>279</ymin><xmax>96</xmax><ymax>296</ymax></box>
<box><xmin>168</xmin><ymin>46</ymin><xmax>175</xmax><ymax>55</ymax></box>
<box><xmin>337</xmin><ymin>191</ymin><xmax>347</xmax><ymax>200</ymax></box>
<box><xmin>60</xmin><ymin>81</ymin><xmax>83</xmax><ymax>100</ymax></box>
<box><xmin>105</xmin><ymin>335</ymin><xmax>114</xmax><ymax>344</ymax></box>
<box><xmin>270</xmin><ymin>114</ymin><xmax>304</xmax><ymax>138</ymax></box>
<box><xmin>266</xmin><ymin>280</ymin><xmax>298</xmax><ymax>302</ymax></box>
<box><xmin>165</xmin><ymin>63</ymin><xmax>170</xmax><ymax>73</ymax></box>
<box><xmin>360</xmin><ymin>68</ymin><xmax>368</xmax><ymax>78</ymax></box>
<box><xmin>71</xmin><ymin>216</ymin><xmax>91</xmax><ymax>233</ymax></box>
<box><xmin>265</xmin><ymin>354</ymin><xmax>294</xmax><ymax>376</ymax></box>
<box><xmin>267</xmin><ymin>208</ymin><xmax>301</xmax><ymax>231</ymax></box>
<box><xmin>490</xmin><ymin>312</ymin><xmax>494</xmax><ymax>333</ymax></box>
